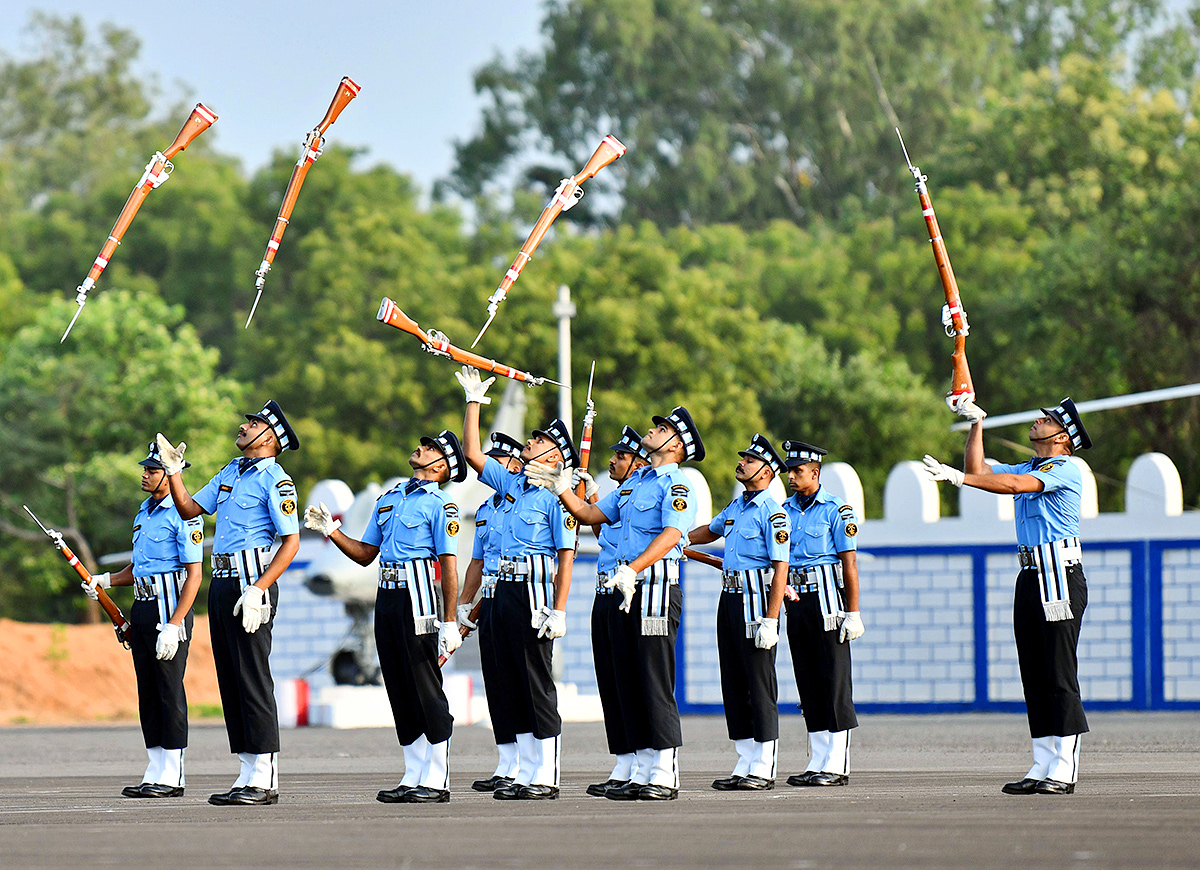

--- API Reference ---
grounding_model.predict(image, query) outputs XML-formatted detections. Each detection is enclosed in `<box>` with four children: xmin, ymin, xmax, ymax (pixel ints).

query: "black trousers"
<box><xmin>477</xmin><ymin>597</ymin><xmax>515</xmax><ymax>745</ymax></box>
<box><xmin>615</xmin><ymin>584</ymin><xmax>683</xmax><ymax>751</ymax></box>
<box><xmin>785</xmin><ymin>591</ymin><xmax>858</xmax><ymax>733</ymax></box>
<box><xmin>1013</xmin><ymin>565</ymin><xmax>1089</xmax><ymax>738</ymax></box>
<box><xmin>491</xmin><ymin>579</ymin><xmax>561</xmax><ymax>739</ymax></box>
<box><xmin>130</xmin><ymin>601</ymin><xmax>192</xmax><ymax>750</ymax></box>
<box><xmin>592</xmin><ymin>589</ymin><xmax>637</xmax><ymax>756</ymax></box>
<box><xmin>375</xmin><ymin>586</ymin><xmax>453</xmax><ymax>746</ymax></box>
<box><xmin>717</xmin><ymin>591</ymin><xmax>779</xmax><ymax>742</ymax></box>
<box><xmin>208</xmin><ymin>576</ymin><xmax>280</xmax><ymax>755</ymax></box>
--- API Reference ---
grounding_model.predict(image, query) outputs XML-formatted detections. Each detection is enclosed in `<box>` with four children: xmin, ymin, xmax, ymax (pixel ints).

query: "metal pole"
<box><xmin>552</xmin><ymin>283</ymin><xmax>576</xmax><ymax>435</ymax></box>
<box><xmin>949</xmin><ymin>382</ymin><xmax>1200</xmax><ymax>431</ymax></box>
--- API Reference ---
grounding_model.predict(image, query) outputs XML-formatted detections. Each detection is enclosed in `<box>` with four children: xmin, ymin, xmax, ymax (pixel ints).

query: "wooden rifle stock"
<box><xmin>896</xmin><ymin>128</ymin><xmax>975</xmax><ymax>411</ymax></box>
<box><xmin>376</xmin><ymin>297</ymin><xmax>562</xmax><ymax>387</ymax></box>
<box><xmin>63</xmin><ymin>103</ymin><xmax>217</xmax><ymax>341</ymax></box>
<box><xmin>575</xmin><ymin>361</ymin><xmax>596</xmax><ymax>499</ymax></box>
<box><xmin>471</xmin><ymin>135</ymin><xmax>627</xmax><ymax>347</ymax></box>
<box><xmin>683</xmin><ymin>547</ymin><xmax>723</xmax><ymax>571</ymax></box>
<box><xmin>248</xmin><ymin>77</ymin><xmax>362</xmax><ymax>326</ymax></box>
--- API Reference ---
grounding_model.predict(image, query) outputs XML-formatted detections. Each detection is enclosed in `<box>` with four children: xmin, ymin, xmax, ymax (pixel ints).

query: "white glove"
<box><xmin>922</xmin><ymin>454</ymin><xmax>965</xmax><ymax>488</ymax></box>
<box><xmin>455</xmin><ymin>366</ymin><xmax>495</xmax><ymax>405</ymax></box>
<box><xmin>156</xmin><ymin>623</ymin><xmax>183</xmax><ymax>661</ymax></box>
<box><xmin>304</xmin><ymin>501</ymin><xmax>341</xmax><ymax>536</ymax></box>
<box><xmin>955</xmin><ymin>400</ymin><xmax>987</xmax><ymax>423</ymax></box>
<box><xmin>457</xmin><ymin>603</ymin><xmax>478</xmax><ymax>631</ymax></box>
<box><xmin>81</xmin><ymin>571</ymin><xmax>111</xmax><ymax>601</ymax></box>
<box><xmin>438</xmin><ymin>621</ymin><xmax>463</xmax><ymax>658</ymax></box>
<box><xmin>525</xmin><ymin>460</ymin><xmax>573</xmax><ymax>495</ymax></box>
<box><xmin>155</xmin><ymin>433</ymin><xmax>187</xmax><ymax>475</ymax></box>
<box><xmin>233</xmin><ymin>585</ymin><xmax>271</xmax><ymax>634</ymax></box>
<box><xmin>572</xmin><ymin>468</ymin><xmax>599</xmax><ymax>499</ymax></box>
<box><xmin>604</xmin><ymin>565</ymin><xmax>638</xmax><ymax>613</ymax></box>
<box><xmin>537</xmin><ymin>607</ymin><xmax>567</xmax><ymax>639</ymax></box>
<box><xmin>839</xmin><ymin>611</ymin><xmax>865</xmax><ymax>643</ymax></box>
<box><xmin>754</xmin><ymin>617</ymin><xmax>779</xmax><ymax>650</ymax></box>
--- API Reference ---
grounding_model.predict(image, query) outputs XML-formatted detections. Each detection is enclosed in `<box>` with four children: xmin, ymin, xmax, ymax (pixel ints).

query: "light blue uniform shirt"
<box><xmin>989</xmin><ymin>457</ymin><xmax>1082</xmax><ymax>546</ymax></box>
<box><xmin>472</xmin><ymin>492</ymin><xmax>512</xmax><ymax>573</ymax></box>
<box><xmin>132</xmin><ymin>497</ymin><xmax>204</xmax><ymax>576</ymax></box>
<box><xmin>595</xmin><ymin>463</ymin><xmax>697</xmax><ymax>564</ymax></box>
<box><xmin>361</xmin><ymin>480</ymin><xmax>459</xmax><ymax>562</ymax></box>
<box><xmin>783</xmin><ymin>486</ymin><xmax>858</xmax><ymax>568</ymax></box>
<box><xmin>708</xmin><ymin>489</ymin><xmax>790</xmax><ymax>571</ymax></box>
<box><xmin>596</xmin><ymin>519</ymin><xmax>622</xmax><ymax>575</ymax></box>
<box><xmin>194</xmin><ymin>457</ymin><xmax>299</xmax><ymax>552</ymax></box>
<box><xmin>479</xmin><ymin>456</ymin><xmax>576</xmax><ymax>556</ymax></box>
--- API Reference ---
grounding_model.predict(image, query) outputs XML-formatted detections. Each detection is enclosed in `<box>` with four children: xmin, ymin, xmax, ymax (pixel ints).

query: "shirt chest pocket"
<box><xmin>518</xmin><ymin>507</ymin><xmax>548</xmax><ymax>534</ymax></box>
<box><xmin>398</xmin><ymin>514</ymin><xmax>426</xmax><ymax>535</ymax></box>
<box><xmin>739</xmin><ymin>523</ymin><xmax>763</xmax><ymax>542</ymax></box>
<box><xmin>631</xmin><ymin>490</ymin><xmax>660</xmax><ymax>514</ymax></box>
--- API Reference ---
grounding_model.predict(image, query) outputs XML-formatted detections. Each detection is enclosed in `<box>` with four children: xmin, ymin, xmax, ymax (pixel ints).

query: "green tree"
<box><xmin>0</xmin><ymin>290</ymin><xmax>243</xmax><ymax>620</ymax></box>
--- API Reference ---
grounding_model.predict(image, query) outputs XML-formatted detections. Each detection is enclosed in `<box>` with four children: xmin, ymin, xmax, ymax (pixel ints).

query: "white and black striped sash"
<box><xmin>1019</xmin><ymin>536</ymin><xmax>1082</xmax><ymax>622</ymax></box>
<box><xmin>722</xmin><ymin>567</ymin><xmax>771</xmax><ymax>638</ymax></box>
<box><xmin>133</xmin><ymin>570</ymin><xmax>188</xmax><ymax>636</ymax></box>
<box><xmin>379</xmin><ymin>559</ymin><xmax>439</xmax><ymax>635</ymax></box>
<box><xmin>789</xmin><ymin>563</ymin><xmax>843</xmax><ymax>631</ymax></box>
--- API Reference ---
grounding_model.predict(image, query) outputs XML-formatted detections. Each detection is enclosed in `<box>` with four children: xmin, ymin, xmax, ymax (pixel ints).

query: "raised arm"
<box><xmin>456</xmin><ymin>367</ymin><xmax>495</xmax><ymax>473</ymax></box>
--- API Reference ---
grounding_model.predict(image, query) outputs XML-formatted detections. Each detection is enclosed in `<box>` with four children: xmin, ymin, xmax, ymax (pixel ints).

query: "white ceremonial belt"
<box><xmin>133</xmin><ymin>570</ymin><xmax>184</xmax><ymax>600</ymax></box>
<box><xmin>379</xmin><ymin>562</ymin><xmax>410</xmax><ymax>583</ymax></box>
<box><xmin>596</xmin><ymin>571</ymin><xmax>616</xmax><ymax>594</ymax></box>
<box><xmin>497</xmin><ymin>558</ymin><xmax>531</xmax><ymax>576</ymax></box>
<box><xmin>211</xmin><ymin>548</ymin><xmax>270</xmax><ymax>573</ymax></box>
<box><xmin>1018</xmin><ymin>537</ymin><xmax>1082</xmax><ymax>567</ymax></box>
<box><xmin>619</xmin><ymin>559</ymin><xmax>680</xmax><ymax>583</ymax></box>
<box><xmin>789</xmin><ymin>564</ymin><xmax>839</xmax><ymax>591</ymax></box>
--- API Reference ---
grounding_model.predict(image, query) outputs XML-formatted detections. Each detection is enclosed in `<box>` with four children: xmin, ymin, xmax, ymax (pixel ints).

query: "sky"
<box><xmin>0</xmin><ymin>0</ymin><xmax>547</xmax><ymax>194</ymax></box>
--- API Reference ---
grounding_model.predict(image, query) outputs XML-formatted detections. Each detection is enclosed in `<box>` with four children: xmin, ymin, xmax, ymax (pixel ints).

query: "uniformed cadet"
<box><xmin>574</xmin><ymin>425</ymin><xmax>650</xmax><ymax>797</ymax></box>
<box><xmin>687</xmin><ymin>434</ymin><xmax>789</xmax><ymax>791</ymax></box>
<box><xmin>780</xmin><ymin>440</ymin><xmax>864</xmax><ymax>787</ymax></box>
<box><xmin>924</xmin><ymin>397</ymin><xmax>1091</xmax><ymax>796</ymax></box>
<box><xmin>306</xmin><ymin>430</ymin><xmax>466</xmax><ymax>803</ymax></box>
<box><xmin>530</xmin><ymin>406</ymin><xmax>704</xmax><ymax>801</ymax></box>
<box><xmin>458</xmin><ymin>367</ymin><xmax>577</xmax><ymax>800</ymax></box>
<box><xmin>455</xmin><ymin>432</ymin><xmax>524</xmax><ymax>793</ymax></box>
<box><xmin>156</xmin><ymin>400</ymin><xmax>301</xmax><ymax>806</ymax></box>
<box><xmin>82</xmin><ymin>441</ymin><xmax>203</xmax><ymax>798</ymax></box>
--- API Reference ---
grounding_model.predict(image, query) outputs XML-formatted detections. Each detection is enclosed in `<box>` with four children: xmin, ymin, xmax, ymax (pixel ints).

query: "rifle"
<box><xmin>377</xmin><ymin>297</ymin><xmax>564</xmax><ymax>387</ymax></box>
<box><xmin>247</xmin><ymin>76</ymin><xmax>362</xmax><ymax>327</ymax></box>
<box><xmin>682</xmin><ymin>547</ymin><xmax>723</xmax><ymax>571</ymax></box>
<box><xmin>470</xmin><ymin>135</ymin><xmax>627</xmax><ymax>347</ymax></box>
<box><xmin>575</xmin><ymin>361</ymin><xmax>597</xmax><ymax>499</ymax></box>
<box><xmin>23</xmin><ymin>506</ymin><xmax>131</xmax><ymax>648</ymax></box>
<box><xmin>62</xmin><ymin>103</ymin><xmax>218</xmax><ymax>342</ymax></box>
<box><xmin>896</xmin><ymin>128</ymin><xmax>975</xmax><ymax>412</ymax></box>
<box><xmin>438</xmin><ymin>598</ymin><xmax>485</xmax><ymax>668</ymax></box>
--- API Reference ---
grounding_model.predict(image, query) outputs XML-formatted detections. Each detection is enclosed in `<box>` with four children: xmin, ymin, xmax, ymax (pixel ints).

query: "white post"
<box><xmin>552</xmin><ymin>284</ymin><xmax>576</xmax><ymax>434</ymax></box>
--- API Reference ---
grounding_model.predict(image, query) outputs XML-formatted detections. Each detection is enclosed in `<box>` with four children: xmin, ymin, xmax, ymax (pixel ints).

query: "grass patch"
<box><xmin>188</xmin><ymin>702</ymin><xmax>223</xmax><ymax>720</ymax></box>
<box><xmin>44</xmin><ymin>624</ymin><xmax>69</xmax><ymax>668</ymax></box>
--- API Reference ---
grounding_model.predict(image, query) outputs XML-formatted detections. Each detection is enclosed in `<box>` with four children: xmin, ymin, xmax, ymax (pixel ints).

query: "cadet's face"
<box><xmin>787</xmin><ymin>463</ymin><xmax>820</xmax><ymax>493</ymax></box>
<box><xmin>140</xmin><ymin>466</ymin><xmax>164</xmax><ymax>491</ymax></box>
<box><xmin>609</xmin><ymin>451</ymin><xmax>634</xmax><ymax>479</ymax></box>
<box><xmin>641</xmin><ymin>423</ymin><xmax>678</xmax><ymax>454</ymax></box>
<box><xmin>409</xmin><ymin>444</ymin><xmax>446</xmax><ymax>471</ymax></box>
<box><xmin>236</xmin><ymin>418</ymin><xmax>268</xmax><ymax>449</ymax></box>
<box><xmin>522</xmin><ymin>434</ymin><xmax>562</xmax><ymax>465</ymax></box>
<box><xmin>1030</xmin><ymin>415</ymin><xmax>1066</xmax><ymax>443</ymax></box>
<box><xmin>736</xmin><ymin>455</ymin><xmax>769</xmax><ymax>483</ymax></box>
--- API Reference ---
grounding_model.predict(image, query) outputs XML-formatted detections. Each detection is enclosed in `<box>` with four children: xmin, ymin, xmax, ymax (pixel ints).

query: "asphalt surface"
<box><xmin>1</xmin><ymin>712</ymin><xmax>1198</xmax><ymax>868</ymax></box>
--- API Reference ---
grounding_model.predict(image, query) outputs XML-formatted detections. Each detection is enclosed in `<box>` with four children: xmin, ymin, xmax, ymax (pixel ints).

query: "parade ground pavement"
<box><xmin>1</xmin><ymin>712</ymin><xmax>1198</xmax><ymax>868</ymax></box>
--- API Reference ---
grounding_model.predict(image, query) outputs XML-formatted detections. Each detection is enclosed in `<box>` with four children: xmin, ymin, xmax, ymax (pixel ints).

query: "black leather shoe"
<box><xmin>402</xmin><ymin>786</ymin><xmax>450</xmax><ymax>803</ymax></box>
<box><xmin>786</xmin><ymin>772</ymin><xmax>816</xmax><ymax>787</ymax></box>
<box><xmin>1001</xmin><ymin>777</ymin><xmax>1040</xmax><ymax>795</ymax></box>
<box><xmin>604</xmin><ymin>781</ymin><xmax>645</xmax><ymax>801</ymax></box>
<box><xmin>514</xmin><ymin>784</ymin><xmax>559</xmax><ymax>800</ymax></box>
<box><xmin>587</xmin><ymin>778</ymin><xmax>625</xmax><ymax>797</ymax></box>
<box><xmin>376</xmin><ymin>786</ymin><xmax>412</xmax><ymax>803</ymax></box>
<box><xmin>208</xmin><ymin>788</ymin><xmax>239</xmax><ymax>806</ymax></box>
<box><xmin>801</xmin><ymin>772</ymin><xmax>848</xmax><ymax>787</ymax></box>
<box><xmin>638</xmin><ymin>784</ymin><xmax>678</xmax><ymax>800</ymax></box>
<box><xmin>711</xmin><ymin>775</ymin><xmax>743</xmax><ymax>791</ymax></box>
<box><xmin>122</xmin><ymin>783</ymin><xmax>150</xmax><ymax>798</ymax></box>
<box><xmin>226</xmin><ymin>786</ymin><xmax>279</xmax><ymax>805</ymax></box>
<box><xmin>472</xmin><ymin>775</ymin><xmax>514</xmax><ymax>792</ymax></box>
<box><xmin>734</xmin><ymin>775</ymin><xmax>774</xmax><ymax>791</ymax></box>
<box><xmin>139</xmin><ymin>783</ymin><xmax>184</xmax><ymax>798</ymax></box>
<box><xmin>493</xmin><ymin>783</ymin><xmax>522</xmax><ymax>800</ymax></box>
<box><xmin>1034</xmin><ymin>778</ymin><xmax>1075</xmax><ymax>795</ymax></box>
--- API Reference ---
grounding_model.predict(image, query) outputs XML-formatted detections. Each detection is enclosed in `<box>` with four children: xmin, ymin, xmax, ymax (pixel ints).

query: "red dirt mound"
<box><xmin>0</xmin><ymin>617</ymin><xmax>221</xmax><ymax>725</ymax></box>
